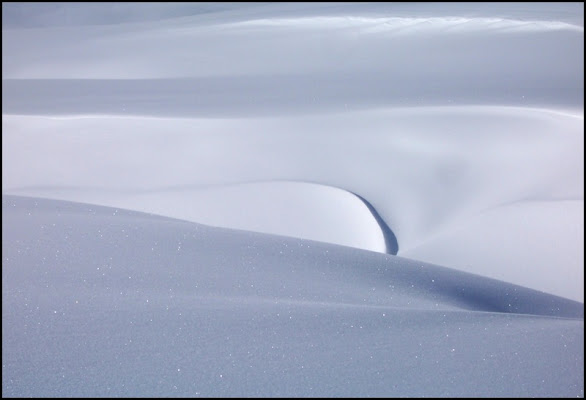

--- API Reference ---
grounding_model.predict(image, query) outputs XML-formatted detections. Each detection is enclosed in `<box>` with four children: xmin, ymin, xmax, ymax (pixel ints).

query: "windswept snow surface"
<box><xmin>2</xmin><ymin>195</ymin><xmax>584</xmax><ymax>397</ymax></box>
<box><xmin>1</xmin><ymin>180</ymin><xmax>393</xmax><ymax>253</ymax></box>
<box><xmin>3</xmin><ymin>107</ymin><xmax>583</xmax><ymax>300</ymax></box>
<box><xmin>2</xmin><ymin>2</ymin><xmax>584</xmax><ymax>397</ymax></box>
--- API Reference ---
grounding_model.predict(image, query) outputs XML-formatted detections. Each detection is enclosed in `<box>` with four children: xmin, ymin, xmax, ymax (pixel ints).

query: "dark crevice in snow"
<box><xmin>349</xmin><ymin>191</ymin><xmax>399</xmax><ymax>255</ymax></box>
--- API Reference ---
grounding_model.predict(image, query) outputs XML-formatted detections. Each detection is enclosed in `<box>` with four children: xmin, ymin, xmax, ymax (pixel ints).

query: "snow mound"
<box><xmin>2</xmin><ymin>195</ymin><xmax>583</xmax><ymax>397</ymax></box>
<box><xmin>3</xmin><ymin>181</ymin><xmax>397</xmax><ymax>254</ymax></box>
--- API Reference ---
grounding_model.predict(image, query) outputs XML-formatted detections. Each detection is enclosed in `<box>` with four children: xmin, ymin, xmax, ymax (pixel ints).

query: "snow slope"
<box><xmin>2</xmin><ymin>3</ymin><xmax>584</xmax><ymax>396</ymax></box>
<box><xmin>1</xmin><ymin>180</ymin><xmax>394</xmax><ymax>253</ymax></box>
<box><xmin>3</xmin><ymin>106</ymin><xmax>582</xmax><ymax>300</ymax></box>
<box><xmin>2</xmin><ymin>3</ymin><xmax>583</xmax><ymax>301</ymax></box>
<box><xmin>2</xmin><ymin>195</ymin><xmax>583</xmax><ymax>397</ymax></box>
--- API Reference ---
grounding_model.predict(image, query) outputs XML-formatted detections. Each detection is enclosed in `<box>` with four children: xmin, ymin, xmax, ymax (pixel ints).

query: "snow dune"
<box><xmin>3</xmin><ymin>106</ymin><xmax>582</xmax><ymax>301</ymax></box>
<box><xmin>1</xmin><ymin>180</ymin><xmax>395</xmax><ymax>254</ymax></box>
<box><xmin>2</xmin><ymin>3</ymin><xmax>584</xmax><ymax>396</ymax></box>
<box><xmin>2</xmin><ymin>195</ymin><xmax>583</xmax><ymax>397</ymax></box>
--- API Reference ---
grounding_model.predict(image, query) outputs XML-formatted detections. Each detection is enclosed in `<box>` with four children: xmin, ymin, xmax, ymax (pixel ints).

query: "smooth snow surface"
<box><xmin>2</xmin><ymin>2</ymin><xmax>584</xmax><ymax>397</ymax></box>
<box><xmin>3</xmin><ymin>107</ymin><xmax>582</xmax><ymax>300</ymax></box>
<box><xmin>2</xmin><ymin>195</ymin><xmax>583</xmax><ymax>397</ymax></box>
<box><xmin>1</xmin><ymin>180</ymin><xmax>392</xmax><ymax>253</ymax></box>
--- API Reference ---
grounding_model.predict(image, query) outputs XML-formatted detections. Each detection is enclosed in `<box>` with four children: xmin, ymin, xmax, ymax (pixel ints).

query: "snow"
<box><xmin>2</xmin><ymin>195</ymin><xmax>583</xmax><ymax>397</ymax></box>
<box><xmin>2</xmin><ymin>2</ymin><xmax>584</xmax><ymax>397</ymax></box>
<box><xmin>3</xmin><ymin>106</ymin><xmax>582</xmax><ymax>300</ymax></box>
<box><xmin>1</xmin><ymin>180</ymin><xmax>390</xmax><ymax>253</ymax></box>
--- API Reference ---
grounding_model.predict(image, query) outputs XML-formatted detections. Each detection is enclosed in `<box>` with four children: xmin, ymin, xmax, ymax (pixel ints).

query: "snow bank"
<box><xmin>3</xmin><ymin>107</ymin><xmax>582</xmax><ymax>300</ymax></box>
<box><xmin>2</xmin><ymin>195</ymin><xmax>583</xmax><ymax>397</ymax></box>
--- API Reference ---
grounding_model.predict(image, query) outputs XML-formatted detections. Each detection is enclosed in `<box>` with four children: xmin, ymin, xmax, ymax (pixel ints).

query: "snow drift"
<box><xmin>2</xmin><ymin>2</ymin><xmax>584</xmax><ymax>397</ymax></box>
<box><xmin>3</xmin><ymin>106</ymin><xmax>582</xmax><ymax>301</ymax></box>
<box><xmin>2</xmin><ymin>195</ymin><xmax>583</xmax><ymax>397</ymax></box>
